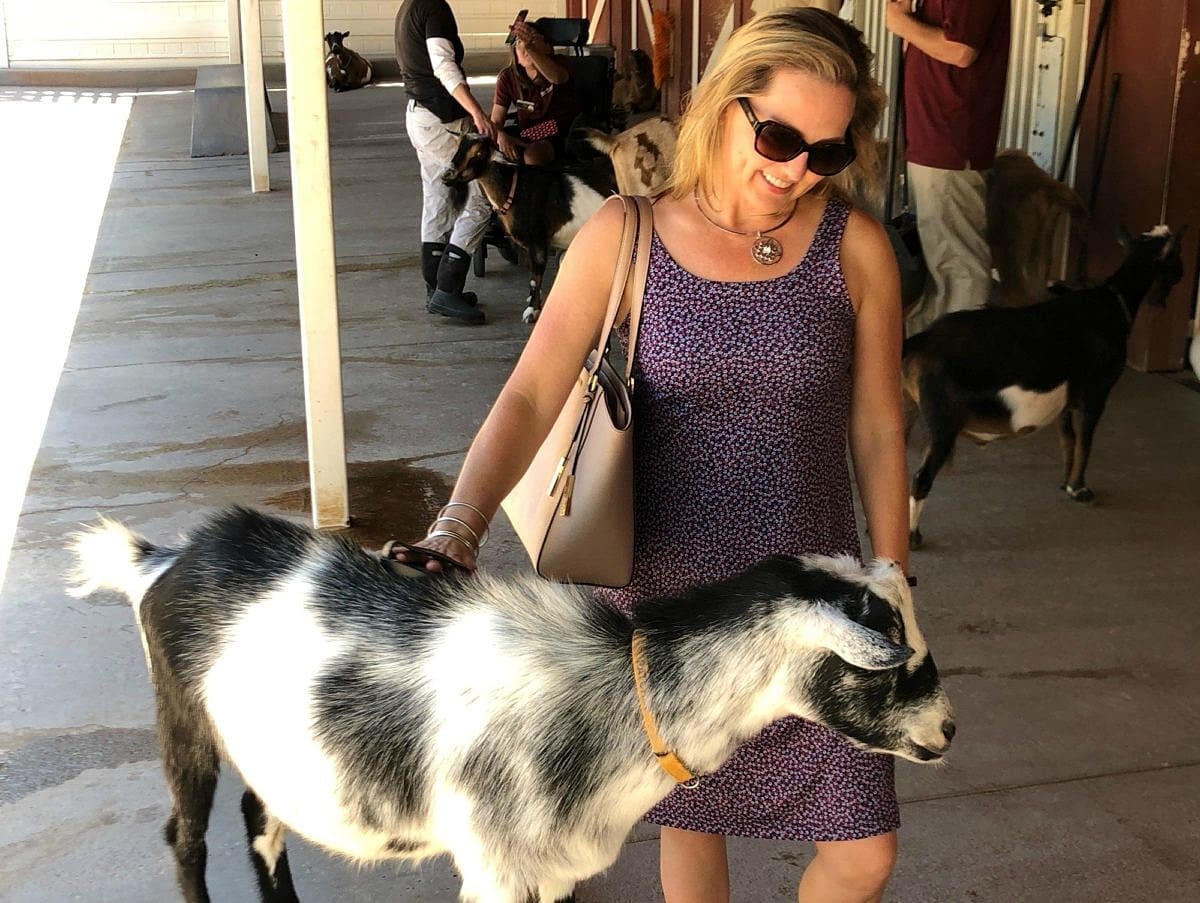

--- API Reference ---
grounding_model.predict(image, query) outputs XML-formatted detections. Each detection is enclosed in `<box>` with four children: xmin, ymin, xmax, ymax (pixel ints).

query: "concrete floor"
<box><xmin>2</xmin><ymin>79</ymin><xmax>1199</xmax><ymax>903</ymax></box>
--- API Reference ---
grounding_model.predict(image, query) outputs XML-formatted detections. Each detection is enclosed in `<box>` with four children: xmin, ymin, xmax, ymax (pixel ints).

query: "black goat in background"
<box><xmin>903</xmin><ymin>225</ymin><xmax>1186</xmax><ymax>549</ymax></box>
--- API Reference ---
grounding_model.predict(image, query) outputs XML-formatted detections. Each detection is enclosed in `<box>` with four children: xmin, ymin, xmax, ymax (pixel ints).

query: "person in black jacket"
<box><xmin>396</xmin><ymin>0</ymin><xmax>498</xmax><ymax>325</ymax></box>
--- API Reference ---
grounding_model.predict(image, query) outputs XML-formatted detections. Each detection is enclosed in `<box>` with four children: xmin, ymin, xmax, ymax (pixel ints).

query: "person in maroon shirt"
<box><xmin>490</xmin><ymin>19</ymin><xmax>581</xmax><ymax>165</ymax></box>
<box><xmin>886</xmin><ymin>0</ymin><xmax>1010</xmax><ymax>333</ymax></box>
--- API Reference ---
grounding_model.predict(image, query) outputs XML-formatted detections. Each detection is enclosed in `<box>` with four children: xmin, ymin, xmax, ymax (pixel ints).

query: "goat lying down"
<box><xmin>443</xmin><ymin>134</ymin><xmax>617</xmax><ymax>324</ymax></box>
<box><xmin>69</xmin><ymin>507</ymin><xmax>953</xmax><ymax>903</ymax></box>
<box><xmin>324</xmin><ymin>31</ymin><xmax>372</xmax><ymax>92</ymax></box>
<box><xmin>904</xmin><ymin>225</ymin><xmax>1185</xmax><ymax>549</ymax></box>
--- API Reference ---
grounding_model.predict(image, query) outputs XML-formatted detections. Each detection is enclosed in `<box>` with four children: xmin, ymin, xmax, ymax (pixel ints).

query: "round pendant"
<box><xmin>752</xmin><ymin>234</ymin><xmax>783</xmax><ymax>266</ymax></box>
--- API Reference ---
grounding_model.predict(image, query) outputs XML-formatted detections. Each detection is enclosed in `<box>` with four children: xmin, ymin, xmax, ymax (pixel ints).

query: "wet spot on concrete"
<box><xmin>1004</xmin><ymin>668</ymin><xmax>1134</xmax><ymax>681</ymax></box>
<box><xmin>94</xmin><ymin>393</ymin><xmax>169</xmax><ymax>412</ymax></box>
<box><xmin>265</xmin><ymin>459</ymin><xmax>453</xmax><ymax>550</ymax></box>
<box><xmin>939</xmin><ymin>666</ymin><xmax>987</xmax><ymax>678</ymax></box>
<box><xmin>0</xmin><ymin>727</ymin><xmax>159</xmax><ymax>804</ymax></box>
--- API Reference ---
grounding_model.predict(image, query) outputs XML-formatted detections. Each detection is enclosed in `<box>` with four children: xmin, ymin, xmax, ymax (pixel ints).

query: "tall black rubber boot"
<box><xmin>420</xmin><ymin>242</ymin><xmax>443</xmax><ymax>301</ymax></box>
<box><xmin>428</xmin><ymin>243</ymin><xmax>485</xmax><ymax>324</ymax></box>
<box><xmin>421</xmin><ymin>242</ymin><xmax>477</xmax><ymax>306</ymax></box>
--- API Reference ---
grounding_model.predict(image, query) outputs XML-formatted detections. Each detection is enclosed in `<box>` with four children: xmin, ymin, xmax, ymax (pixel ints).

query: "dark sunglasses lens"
<box><xmin>808</xmin><ymin>143</ymin><xmax>856</xmax><ymax>176</ymax></box>
<box><xmin>756</xmin><ymin>122</ymin><xmax>854</xmax><ymax>175</ymax></box>
<box><xmin>756</xmin><ymin>122</ymin><xmax>805</xmax><ymax>163</ymax></box>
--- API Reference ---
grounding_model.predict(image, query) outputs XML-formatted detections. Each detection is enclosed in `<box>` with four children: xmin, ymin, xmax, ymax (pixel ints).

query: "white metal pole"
<box><xmin>0</xmin><ymin>0</ymin><xmax>10</xmax><ymax>69</ymax></box>
<box><xmin>691</xmin><ymin>0</ymin><xmax>699</xmax><ymax>87</ymax></box>
<box><xmin>279</xmin><ymin>0</ymin><xmax>350</xmax><ymax>530</ymax></box>
<box><xmin>227</xmin><ymin>0</ymin><xmax>242</xmax><ymax>64</ymax></box>
<box><xmin>241</xmin><ymin>0</ymin><xmax>270</xmax><ymax>193</ymax></box>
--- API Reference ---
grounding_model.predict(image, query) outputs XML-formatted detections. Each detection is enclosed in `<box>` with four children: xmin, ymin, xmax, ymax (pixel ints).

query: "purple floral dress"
<box><xmin>596</xmin><ymin>197</ymin><xmax>899</xmax><ymax>841</ymax></box>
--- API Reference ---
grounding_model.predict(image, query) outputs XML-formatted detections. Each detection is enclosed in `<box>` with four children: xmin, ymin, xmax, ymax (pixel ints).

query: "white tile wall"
<box><xmin>2</xmin><ymin>0</ymin><xmax>564</xmax><ymax>67</ymax></box>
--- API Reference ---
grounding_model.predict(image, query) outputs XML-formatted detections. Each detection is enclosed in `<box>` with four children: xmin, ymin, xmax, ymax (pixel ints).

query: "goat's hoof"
<box><xmin>522</xmin><ymin>305</ymin><xmax>540</xmax><ymax>324</ymax></box>
<box><xmin>1065</xmin><ymin>485</ymin><xmax>1095</xmax><ymax>503</ymax></box>
<box><xmin>908</xmin><ymin>529</ymin><xmax>923</xmax><ymax>551</ymax></box>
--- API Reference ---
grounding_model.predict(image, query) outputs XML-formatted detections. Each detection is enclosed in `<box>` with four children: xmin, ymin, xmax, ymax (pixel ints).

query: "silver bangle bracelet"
<box><xmin>425</xmin><ymin>530</ymin><xmax>478</xmax><ymax>556</ymax></box>
<box><xmin>427</xmin><ymin>516</ymin><xmax>481</xmax><ymax>548</ymax></box>
<box><xmin>439</xmin><ymin>502</ymin><xmax>490</xmax><ymax>547</ymax></box>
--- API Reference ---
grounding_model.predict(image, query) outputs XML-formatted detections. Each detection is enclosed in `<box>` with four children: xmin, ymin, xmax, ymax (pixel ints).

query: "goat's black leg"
<box><xmin>1057</xmin><ymin>408</ymin><xmax>1078</xmax><ymax>491</ymax></box>
<box><xmin>158</xmin><ymin>696</ymin><xmax>221</xmax><ymax>903</ymax></box>
<box><xmin>908</xmin><ymin>382</ymin><xmax>963</xmax><ymax>549</ymax></box>
<box><xmin>522</xmin><ymin>246</ymin><xmax>549</xmax><ymax>325</ymax></box>
<box><xmin>1064</xmin><ymin>397</ymin><xmax>1108</xmax><ymax>503</ymax></box>
<box><xmin>241</xmin><ymin>789</ymin><xmax>301</xmax><ymax>902</ymax></box>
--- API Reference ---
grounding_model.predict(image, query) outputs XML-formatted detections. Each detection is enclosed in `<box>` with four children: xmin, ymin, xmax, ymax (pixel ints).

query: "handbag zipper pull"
<box><xmin>558</xmin><ymin>474</ymin><xmax>575</xmax><ymax>516</ymax></box>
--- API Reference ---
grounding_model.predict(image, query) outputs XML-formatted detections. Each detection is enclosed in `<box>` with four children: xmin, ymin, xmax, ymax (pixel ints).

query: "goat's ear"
<box><xmin>344</xmin><ymin>30</ymin><xmax>351</xmax><ymax>38</ymax></box>
<box><xmin>1116</xmin><ymin>224</ymin><xmax>1134</xmax><ymax>250</ymax></box>
<box><xmin>813</xmin><ymin>607</ymin><xmax>914</xmax><ymax>671</ymax></box>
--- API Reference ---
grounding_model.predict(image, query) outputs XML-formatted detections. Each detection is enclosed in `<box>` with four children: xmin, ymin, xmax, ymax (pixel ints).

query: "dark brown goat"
<box><xmin>904</xmin><ymin>226</ymin><xmax>1185</xmax><ymax>549</ymax></box>
<box><xmin>986</xmin><ymin>150</ymin><xmax>1088</xmax><ymax>307</ymax></box>
<box><xmin>442</xmin><ymin>134</ymin><xmax>616</xmax><ymax>323</ymax></box>
<box><xmin>324</xmin><ymin>31</ymin><xmax>372</xmax><ymax>92</ymax></box>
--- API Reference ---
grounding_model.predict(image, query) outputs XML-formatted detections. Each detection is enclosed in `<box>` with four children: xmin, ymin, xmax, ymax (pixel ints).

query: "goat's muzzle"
<box><xmin>908</xmin><ymin>718</ymin><xmax>956</xmax><ymax>762</ymax></box>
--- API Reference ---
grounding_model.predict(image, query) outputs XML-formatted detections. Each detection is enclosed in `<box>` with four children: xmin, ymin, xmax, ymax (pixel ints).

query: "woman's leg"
<box><xmin>660</xmin><ymin>826</ymin><xmax>729</xmax><ymax>903</ymax></box>
<box><xmin>797</xmin><ymin>832</ymin><xmax>897</xmax><ymax>903</ymax></box>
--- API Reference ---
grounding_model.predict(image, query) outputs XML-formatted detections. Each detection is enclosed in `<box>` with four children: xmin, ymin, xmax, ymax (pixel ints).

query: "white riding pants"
<box><xmin>405</xmin><ymin>100</ymin><xmax>491</xmax><ymax>250</ymax></box>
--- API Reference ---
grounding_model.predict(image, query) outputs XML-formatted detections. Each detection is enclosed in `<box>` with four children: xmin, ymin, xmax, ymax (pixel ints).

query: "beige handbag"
<box><xmin>501</xmin><ymin>195</ymin><xmax>652</xmax><ymax>586</ymax></box>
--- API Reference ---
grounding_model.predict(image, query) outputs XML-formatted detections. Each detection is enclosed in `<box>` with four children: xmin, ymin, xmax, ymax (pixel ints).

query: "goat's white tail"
<box><xmin>66</xmin><ymin>518</ymin><xmax>176</xmax><ymax>605</ymax></box>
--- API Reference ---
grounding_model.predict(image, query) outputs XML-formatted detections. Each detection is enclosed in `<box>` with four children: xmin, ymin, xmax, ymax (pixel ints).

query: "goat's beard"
<box><xmin>447</xmin><ymin>182</ymin><xmax>468</xmax><ymax>215</ymax></box>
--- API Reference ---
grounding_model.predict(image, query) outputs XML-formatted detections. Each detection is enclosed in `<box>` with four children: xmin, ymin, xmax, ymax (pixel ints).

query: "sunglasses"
<box><xmin>737</xmin><ymin>97</ymin><xmax>856</xmax><ymax>176</ymax></box>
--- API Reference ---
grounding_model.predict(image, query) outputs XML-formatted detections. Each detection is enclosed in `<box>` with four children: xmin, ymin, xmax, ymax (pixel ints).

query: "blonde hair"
<box><xmin>666</xmin><ymin>7</ymin><xmax>885</xmax><ymax>208</ymax></box>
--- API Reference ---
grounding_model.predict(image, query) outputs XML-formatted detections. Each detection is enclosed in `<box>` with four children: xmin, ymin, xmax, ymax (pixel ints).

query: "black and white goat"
<box><xmin>443</xmin><ymin>133</ymin><xmax>617</xmax><ymax>324</ymax></box>
<box><xmin>324</xmin><ymin>31</ymin><xmax>372</xmax><ymax>92</ymax></box>
<box><xmin>68</xmin><ymin>507</ymin><xmax>953</xmax><ymax>903</ymax></box>
<box><xmin>904</xmin><ymin>225</ymin><xmax>1186</xmax><ymax>549</ymax></box>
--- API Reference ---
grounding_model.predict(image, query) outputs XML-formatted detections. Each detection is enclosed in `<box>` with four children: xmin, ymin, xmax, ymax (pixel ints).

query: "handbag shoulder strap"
<box><xmin>622</xmin><ymin>195</ymin><xmax>653</xmax><ymax>382</ymax></box>
<box><xmin>588</xmin><ymin>195</ymin><xmax>640</xmax><ymax>376</ymax></box>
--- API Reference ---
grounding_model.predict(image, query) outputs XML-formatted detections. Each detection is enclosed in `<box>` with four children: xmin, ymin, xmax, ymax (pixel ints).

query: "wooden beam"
<box><xmin>240</xmin><ymin>0</ymin><xmax>269</xmax><ymax>193</ymax></box>
<box><xmin>227</xmin><ymin>0</ymin><xmax>242</xmax><ymax>65</ymax></box>
<box><xmin>280</xmin><ymin>0</ymin><xmax>350</xmax><ymax>530</ymax></box>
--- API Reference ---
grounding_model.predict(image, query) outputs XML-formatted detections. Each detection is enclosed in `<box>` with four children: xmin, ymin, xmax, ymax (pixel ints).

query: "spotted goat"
<box><xmin>68</xmin><ymin>506</ymin><xmax>953</xmax><ymax>903</ymax></box>
<box><xmin>903</xmin><ymin>225</ymin><xmax>1185</xmax><ymax>549</ymax></box>
<box><xmin>442</xmin><ymin>133</ymin><xmax>617</xmax><ymax>324</ymax></box>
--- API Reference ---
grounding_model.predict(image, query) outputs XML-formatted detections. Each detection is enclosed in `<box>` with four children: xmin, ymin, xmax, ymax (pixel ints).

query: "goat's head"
<box><xmin>324</xmin><ymin>31</ymin><xmax>348</xmax><ymax>52</ymax></box>
<box><xmin>1116</xmin><ymin>224</ymin><xmax>1187</xmax><ymax>307</ymax></box>
<box><xmin>773</xmin><ymin>556</ymin><xmax>954</xmax><ymax>764</ymax></box>
<box><xmin>442</xmin><ymin>134</ymin><xmax>495</xmax><ymax>186</ymax></box>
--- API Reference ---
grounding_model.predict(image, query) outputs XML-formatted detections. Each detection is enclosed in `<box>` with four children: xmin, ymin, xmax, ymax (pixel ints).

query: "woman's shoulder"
<box><xmin>838</xmin><ymin>205</ymin><xmax>900</xmax><ymax>309</ymax></box>
<box><xmin>564</xmin><ymin>196</ymin><xmax>632</xmax><ymax>260</ymax></box>
<box><xmin>840</xmin><ymin>206</ymin><xmax>893</xmax><ymax>269</ymax></box>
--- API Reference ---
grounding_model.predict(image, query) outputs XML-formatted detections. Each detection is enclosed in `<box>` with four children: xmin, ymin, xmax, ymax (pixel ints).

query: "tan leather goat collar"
<box><xmin>498</xmin><ymin>167</ymin><xmax>518</xmax><ymax>214</ymax></box>
<box><xmin>631</xmin><ymin>631</ymin><xmax>698</xmax><ymax>785</ymax></box>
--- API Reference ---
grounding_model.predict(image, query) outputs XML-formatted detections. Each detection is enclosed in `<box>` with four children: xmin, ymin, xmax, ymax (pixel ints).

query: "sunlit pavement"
<box><xmin>1</xmin><ymin>80</ymin><xmax>1198</xmax><ymax>903</ymax></box>
<box><xmin>0</xmin><ymin>88</ymin><xmax>132</xmax><ymax>591</ymax></box>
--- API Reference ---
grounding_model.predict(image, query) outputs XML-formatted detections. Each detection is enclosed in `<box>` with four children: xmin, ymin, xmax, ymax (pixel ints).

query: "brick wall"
<box><xmin>1</xmin><ymin>0</ymin><xmax>562</xmax><ymax>68</ymax></box>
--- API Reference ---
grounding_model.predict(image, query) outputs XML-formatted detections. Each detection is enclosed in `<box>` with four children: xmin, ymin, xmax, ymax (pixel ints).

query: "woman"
<box><xmin>490</xmin><ymin>19</ymin><xmax>581</xmax><ymax>165</ymax></box>
<box><xmin>393</xmin><ymin>8</ymin><xmax>906</xmax><ymax>901</ymax></box>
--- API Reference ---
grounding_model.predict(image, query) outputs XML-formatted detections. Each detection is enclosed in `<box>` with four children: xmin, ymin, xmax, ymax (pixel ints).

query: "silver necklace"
<box><xmin>694</xmin><ymin>193</ymin><xmax>800</xmax><ymax>265</ymax></box>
